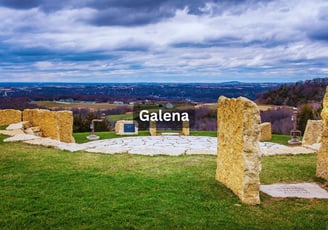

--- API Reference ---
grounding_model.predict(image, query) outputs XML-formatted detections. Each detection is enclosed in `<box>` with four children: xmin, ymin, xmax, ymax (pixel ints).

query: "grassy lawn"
<box><xmin>107</xmin><ymin>113</ymin><xmax>133</xmax><ymax>122</ymax></box>
<box><xmin>0</xmin><ymin>134</ymin><xmax>327</xmax><ymax>229</ymax></box>
<box><xmin>271</xmin><ymin>134</ymin><xmax>293</xmax><ymax>145</ymax></box>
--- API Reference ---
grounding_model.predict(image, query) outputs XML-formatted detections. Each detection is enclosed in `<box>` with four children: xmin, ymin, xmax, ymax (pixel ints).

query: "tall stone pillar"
<box><xmin>317</xmin><ymin>86</ymin><xmax>328</xmax><ymax>180</ymax></box>
<box><xmin>216</xmin><ymin>96</ymin><xmax>261</xmax><ymax>205</ymax></box>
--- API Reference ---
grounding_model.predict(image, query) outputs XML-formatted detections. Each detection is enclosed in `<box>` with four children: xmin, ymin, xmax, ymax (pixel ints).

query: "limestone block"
<box><xmin>302</xmin><ymin>120</ymin><xmax>322</xmax><ymax>145</ymax></box>
<box><xmin>216</xmin><ymin>96</ymin><xmax>261</xmax><ymax>205</ymax></box>
<box><xmin>23</xmin><ymin>109</ymin><xmax>60</xmax><ymax>140</ymax></box>
<box><xmin>149</xmin><ymin>121</ymin><xmax>157</xmax><ymax>136</ymax></box>
<box><xmin>22</xmin><ymin>109</ymin><xmax>33</xmax><ymax>124</ymax></box>
<box><xmin>0</xmin><ymin>109</ymin><xmax>22</xmax><ymax>126</ymax></box>
<box><xmin>23</xmin><ymin>109</ymin><xmax>74</xmax><ymax>143</ymax></box>
<box><xmin>182</xmin><ymin>120</ymin><xmax>190</xmax><ymax>136</ymax></box>
<box><xmin>56</xmin><ymin>111</ymin><xmax>75</xmax><ymax>143</ymax></box>
<box><xmin>317</xmin><ymin>86</ymin><xmax>328</xmax><ymax>180</ymax></box>
<box><xmin>0</xmin><ymin>129</ymin><xmax>25</xmax><ymax>136</ymax></box>
<box><xmin>115</xmin><ymin>120</ymin><xmax>138</xmax><ymax>135</ymax></box>
<box><xmin>260</xmin><ymin>122</ymin><xmax>272</xmax><ymax>141</ymax></box>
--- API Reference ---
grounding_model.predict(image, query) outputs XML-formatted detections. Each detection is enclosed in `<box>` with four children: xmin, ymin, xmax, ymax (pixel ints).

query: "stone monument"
<box><xmin>302</xmin><ymin>120</ymin><xmax>322</xmax><ymax>146</ymax></box>
<box><xmin>260</xmin><ymin>122</ymin><xmax>272</xmax><ymax>141</ymax></box>
<box><xmin>216</xmin><ymin>96</ymin><xmax>261</xmax><ymax>205</ymax></box>
<box><xmin>149</xmin><ymin>121</ymin><xmax>157</xmax><ymax>136</ymax></box>
<box><xmin>115</xmin><ymin>120</ymin><xmax>138</xmax><ymax>135</ymax></box>
<box><xmin>317</xmin><ymin>86</ymin><xmax>328</xmax><ymax>181</ymax></box>
<box><xmin>181</xmin><ymin>120</ymin><xmax>190</xmax><ymax>136</ymax></box>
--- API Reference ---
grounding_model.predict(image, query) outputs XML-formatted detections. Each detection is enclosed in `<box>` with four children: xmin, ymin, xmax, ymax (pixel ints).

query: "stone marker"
<box><xmin>317</xmin><ymin>86</ymin><xmax>328</xmax><ymax>181</ymax></box>
<box><xmin>182</xmin><ymin>120</ymin><xmax>190</xmax><ymax>136</ymax></box>
<box><xmin>149</xmin><ymin>121</ymin><xmax>157</xmax><ymax>136</ymax></box>
<box><xmin>260</xmin><ymin>183</ymin><xmax>328</xmax><ymax>199</ymax></box>
<box><xmin>0</xmin><ymin>109</ymin><xmax>22</xmax><ymax>126</ymax></box>
<box><xmin>115</xmin><ymin>120</ymin><xmax>138</xmax><ymax>135</ymax></box>
<box><xmin>302</xmin><ymin>120</ymin><xmax>322</xmax><ymax>146</ymax></box>
<box><xmin>216</xmin><ymin>96</ymin><xmax>261</xmax><ymax>205</ymax></box>
<box><xmin>260</xmin><ymin>122</ymin><xmax>272</xmax><ymax>141</ymax></box>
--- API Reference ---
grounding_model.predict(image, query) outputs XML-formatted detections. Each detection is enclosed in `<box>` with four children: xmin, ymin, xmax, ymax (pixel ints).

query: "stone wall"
<box><xmin>302</xmin><ymin>120</ymin><xmax>322</xmax><ymax>146</ymax></box>
<box><xmin>317</xmin><ymin>86</ymin><xmax>328</xmax><ymax>180</ymax></box>
<box><xmin>0</xmin><ymin>109</ymin><xmax>22</xmax><ymax>126</ymax></box>
<box><xmin>23</xmin><ymin>109</ymin><xmax>74</xmax><ymax>143</ymax></box>
<box><xmin>260</xmin><ymin>122</ymin><xmax>272</xmax><ymax>141</ymax></box>
<box><xmin>216</xmin><ymin>96</ymin><xmax>261</xmax><ymax>205</ymax></box>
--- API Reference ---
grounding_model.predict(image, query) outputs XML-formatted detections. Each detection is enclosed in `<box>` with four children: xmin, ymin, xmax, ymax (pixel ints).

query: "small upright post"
<box><xmin>288</xmin><ymin>108</ymin><xmax>302</xmax><ymax>145</ymax></box>
<box><xmin>87</xmin><ymin>113</ymin><xmax>106</xmax><ymax>140</ymax></box>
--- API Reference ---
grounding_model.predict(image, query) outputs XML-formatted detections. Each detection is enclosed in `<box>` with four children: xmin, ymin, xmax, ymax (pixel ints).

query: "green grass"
<box><xmin>271</xmin><ymin>134</ymin><xmax>293</xmax><ymax>145</ymax></box>
<box><xmin>0</xmin><ymin>134</ymin><xmax>327</xmax><ymax>229</ymax></box>
<box><xmin>107</xmin><ymin>113</ymin><xmax>133</xmax><ymax>121</ymax></box>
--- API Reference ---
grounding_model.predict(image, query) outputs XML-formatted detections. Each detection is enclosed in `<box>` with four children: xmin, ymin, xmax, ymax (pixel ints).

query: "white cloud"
<box><xmin>0</xmin><ymin>0</ymin><xmax>328</xmax><ymax>82</ymax></box>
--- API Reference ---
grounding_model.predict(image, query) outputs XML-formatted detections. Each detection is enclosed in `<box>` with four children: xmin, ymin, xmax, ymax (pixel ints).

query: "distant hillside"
<box><xmin>257</xmin><ymin>78</ymin><xmax>328</xmax><ymax>106</ymax></box>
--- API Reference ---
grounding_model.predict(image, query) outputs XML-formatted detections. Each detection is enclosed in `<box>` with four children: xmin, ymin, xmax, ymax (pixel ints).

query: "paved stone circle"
<box><xmin>2</xmin><ymin>133</ymin><xmax>318</xmax><ymax>156</ymax></box>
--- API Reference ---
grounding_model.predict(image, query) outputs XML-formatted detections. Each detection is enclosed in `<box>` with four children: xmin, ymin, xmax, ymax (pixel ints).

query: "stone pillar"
<box><xmin>57</xmin><ymin>111</ymin><xmax>75</xmax><ymax>143</ymax></box>
<box><xmin>182</xmin><ymin>120</ymin><xmax>190</xmax><ymax>136</ymax></box>
<box><xmin>260</xmin><ymin>122</ymin><xmax>272</xmax><ymax>141</ymax></box>
<box><xmin>317</xmin><ymin>86</ymin><xmax>328</xmax><ymax>180</ymax></box>
<box><xmin>0</xmin><ymin>109</ymin><xmax>22</xmax><ymax>126</ymax></box>
<box><xmin>149</xmin><ymin>121</ymin><xmax>157</xmax><ymax>136</ymax></box>
<box><xmin>302</xmin><ymin>120</ymin><xmax>322</xmax><ymax>146</ymax></box>
<box><xmin>216</xmin><ymin>96</ymin><xmax>261</xmax><ymax>205</ymax></box>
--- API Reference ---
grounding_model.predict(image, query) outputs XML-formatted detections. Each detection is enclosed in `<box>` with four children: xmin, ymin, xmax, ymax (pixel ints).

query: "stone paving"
<box><xmin>1</xmin><ymin>132</ymin><xmax>318</xmax><ymax>156</ymax></box>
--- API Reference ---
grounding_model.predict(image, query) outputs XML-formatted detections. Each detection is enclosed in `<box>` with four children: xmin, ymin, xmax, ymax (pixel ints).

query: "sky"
<box><xmin>0</xmin><ymin>0</ymin><xmax>328</xmax><ymax>83</ymax></box>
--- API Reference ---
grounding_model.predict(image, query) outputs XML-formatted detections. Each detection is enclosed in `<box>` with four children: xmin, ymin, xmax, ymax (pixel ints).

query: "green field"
<box><xmin>107</xmin><ymin>113</ymin><xmax>133</xmax><ymax>121</ymax></box>
<box><xmin>0</xmin><ymin>133</ymin><xmax>327</xmax><ymax>229</ymax></box>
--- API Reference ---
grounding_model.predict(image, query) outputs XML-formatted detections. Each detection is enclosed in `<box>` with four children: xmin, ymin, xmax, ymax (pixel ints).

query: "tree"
<box><xmin>297</xmin><ymin>104</ymin><xmax>317</xmax><ymax>134</ymax></box>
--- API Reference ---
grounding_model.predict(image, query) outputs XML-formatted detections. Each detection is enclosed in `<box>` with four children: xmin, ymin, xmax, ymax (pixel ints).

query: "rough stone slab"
<box><xmin>56</xmin><ymin>143</ymin><xmax>90</xmax><ymax>152</ymax></box>
<box><xmin>260</xmin><ymin>143</ymin><xmax>316</xmax><ymax>156</ymax></box>
<box><xmin>128</xmin><ymin>147</ymin><xmax>186</xmax><ymax>156</ymax></box>
<box><xmin>0</xmin><ymin>129</ymin><xmax>25</xmax><ymax>136</ymax></box>
<box><xmin>216</xmin><ymin>96</ymin><xmax>261</xmax><ymax>205</ymax></box>
<box><xmin>86</xmin><ymin>146</ymin><xmax>130</xmax><ymax>154</ymax></box>
<box><xmin>56</xmin><ymin>111</ymin><xmax>75</xmax><ymax>143</ymax></box>
<box><xmin>185</xmin><ymin>148</ymin><xmax>216</xmax><ymax>155</ymax></box>
<box><xmin>302</xmin><ymin>120</ymin><xmax>322</xmax><ymax>145</ymax></box>
<box><xmin>24</xmin><ymin>138</ymin><xmax>62</xmax><ymax>147</ymax></box>
<box><xmin>317</xmin><ymin>86</ymin><xmax>328</xmax><ymax>180</ymax></box>
<box><xmin>260</xmin><ymin>183</ymin><xmax>328</xmax><ymax>199</ymax></box>
<box><xmin>6</xmin><ymin>122</ymin><xmax>24</xmax><ymax>130</ymax></box>
<box><xmin>4</xmin><ymin>134</ymin><xmax>41</xmax><ymax>142</ymax></box>
<box><xmin>260</xmin><ymin>122</ymin><xmax>272</xmax><ymax>141</ymax></box>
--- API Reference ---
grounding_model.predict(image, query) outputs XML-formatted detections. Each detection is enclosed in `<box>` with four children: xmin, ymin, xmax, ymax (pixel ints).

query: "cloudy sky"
<box><xmin>0</xmin><ymin>0</ymin><xmax>327</xmax><ymax>83</ymax></box>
